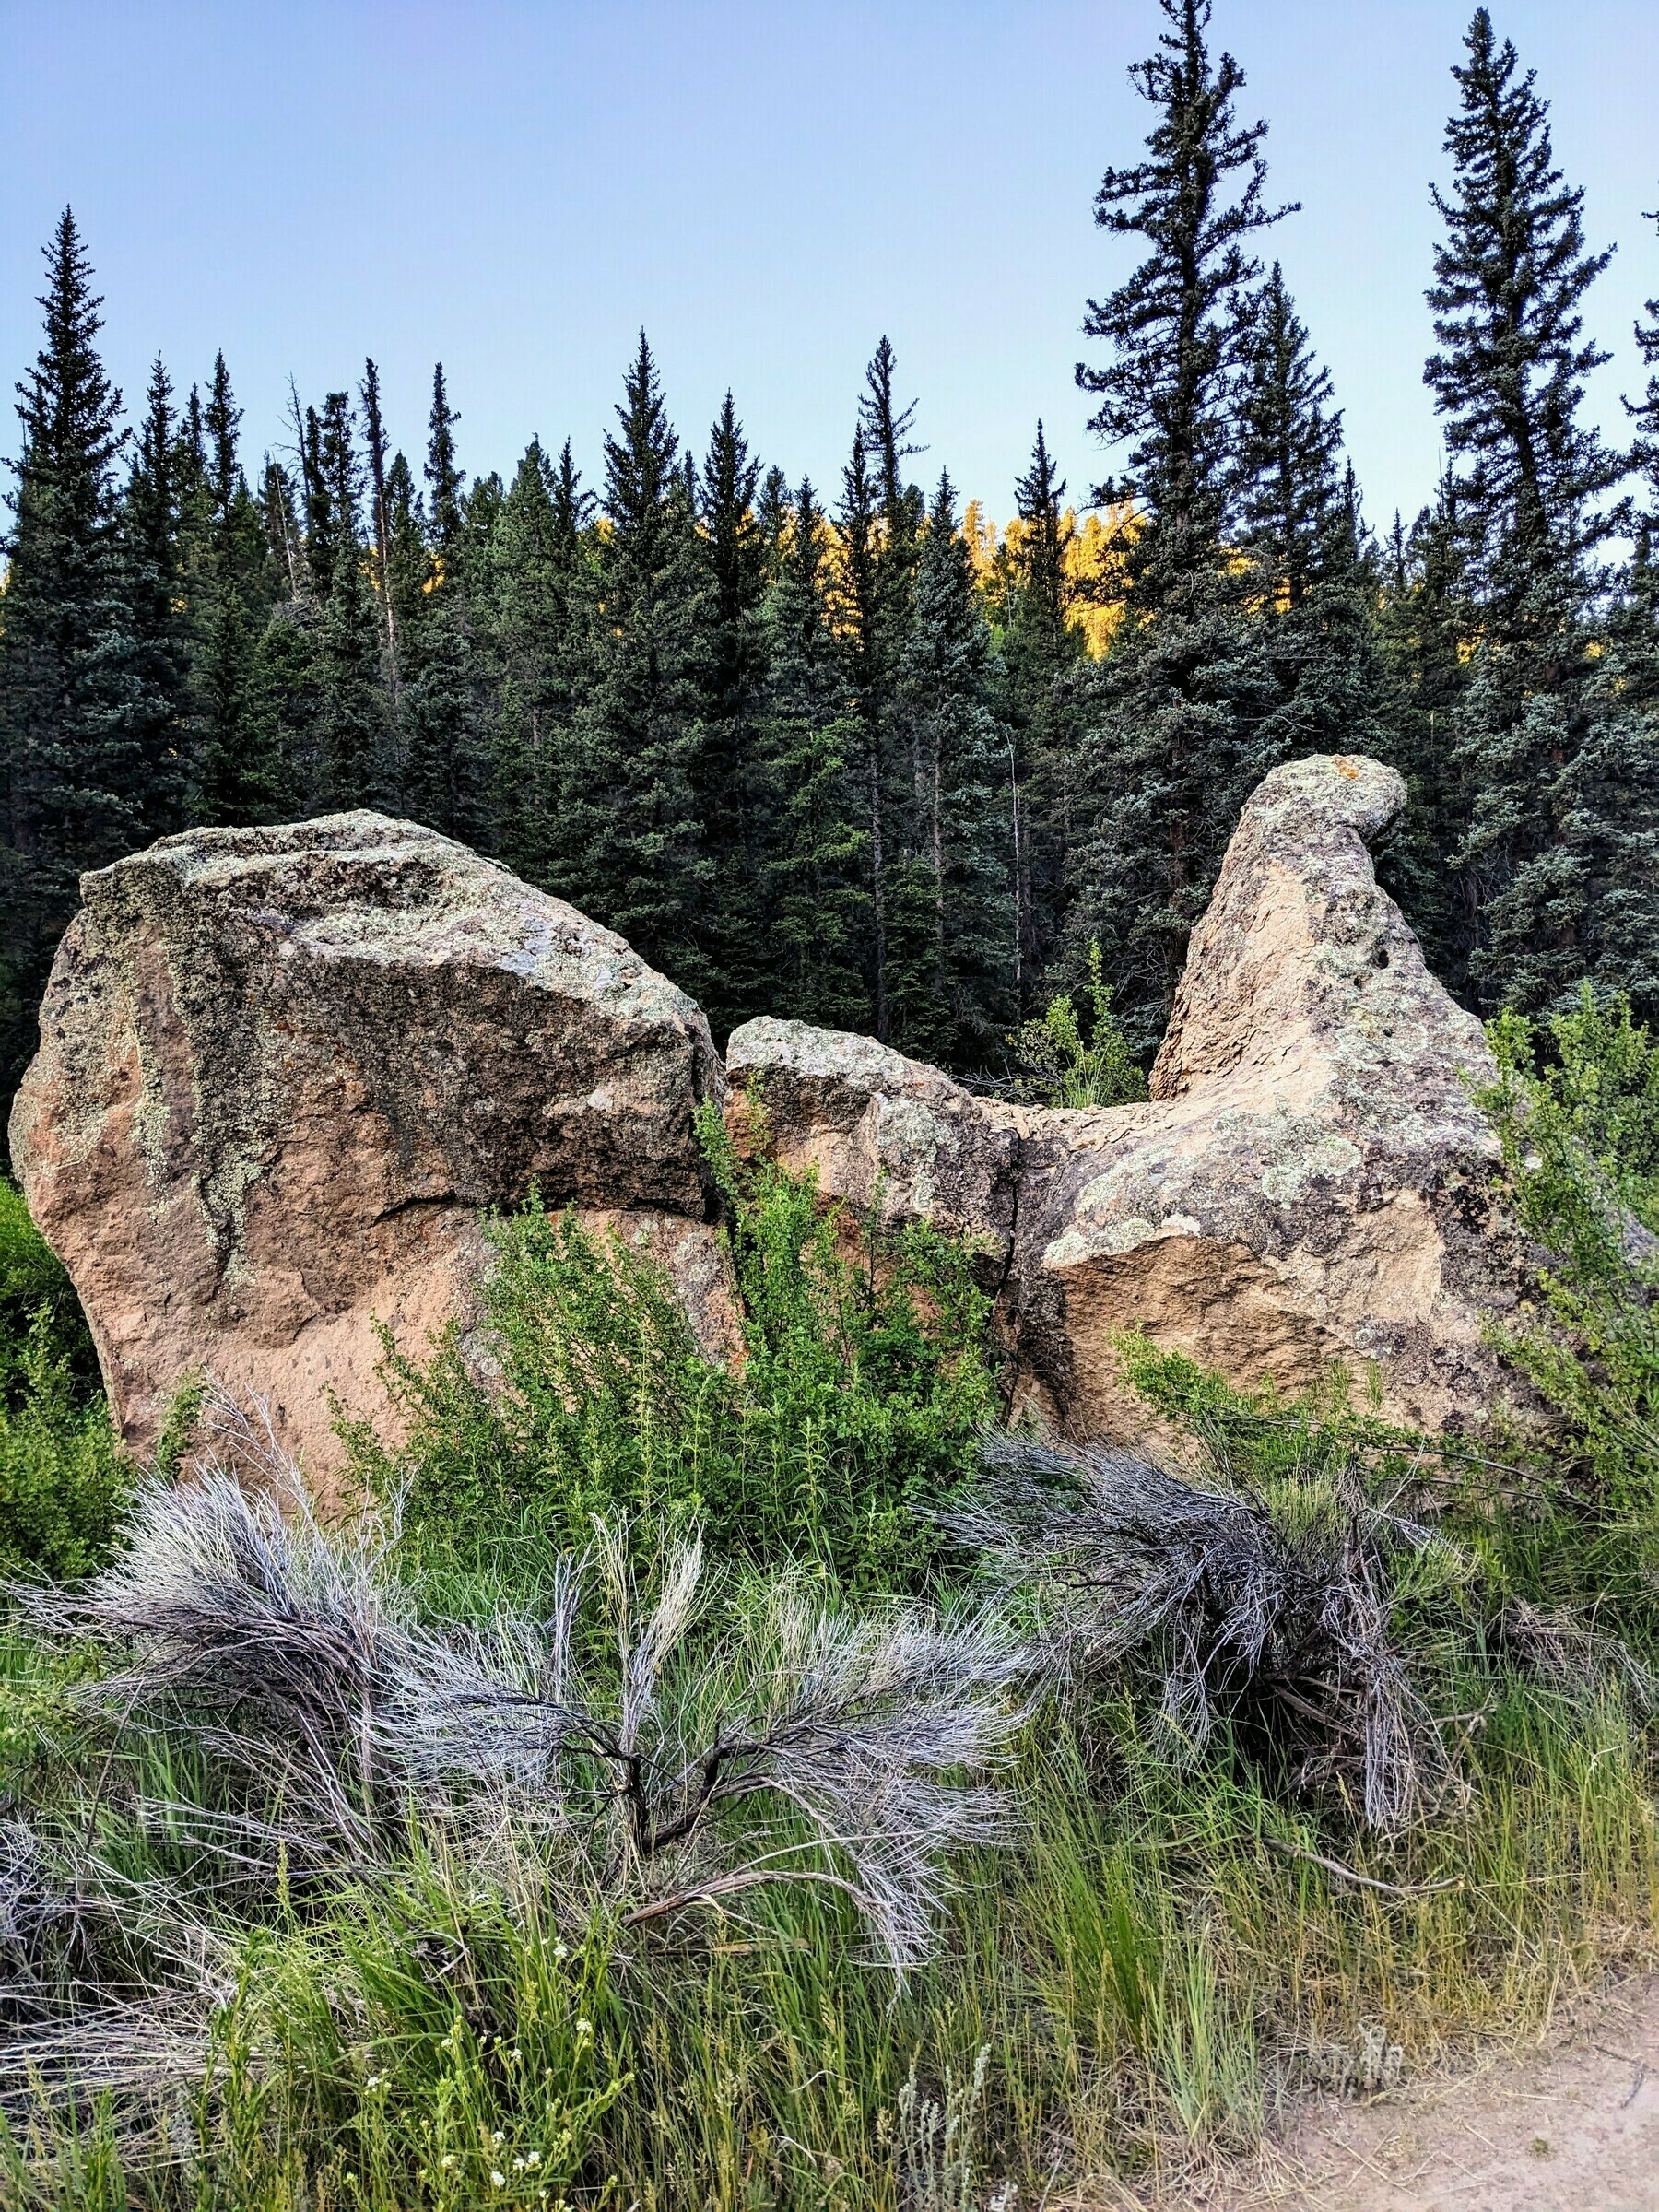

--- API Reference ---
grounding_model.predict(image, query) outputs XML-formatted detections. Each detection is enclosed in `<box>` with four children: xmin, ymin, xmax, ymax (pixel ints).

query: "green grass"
<box><xmin>2</xmin><ymin>1007</ymin><xmax>1657</xmax><ymax>2206</ymax></box>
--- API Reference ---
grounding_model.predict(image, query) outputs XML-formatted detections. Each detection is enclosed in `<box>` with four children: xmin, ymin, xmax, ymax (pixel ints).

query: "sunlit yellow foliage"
<box><xmin>961</xmin><ymin>499</ymin><xmax>999</xmax><ymax>580</ymax></box>
<box><xmin>967</xmin><ymin>500</ymin><xmax>1136</xmax><ymax>657</ymax></box>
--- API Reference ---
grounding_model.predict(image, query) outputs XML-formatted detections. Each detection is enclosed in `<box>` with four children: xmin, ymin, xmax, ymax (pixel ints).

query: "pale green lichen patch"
<box><xmin>1261</xmin><ymin>1127</ymin><xmax>1361</xmax><ymax>1206</ymax></box>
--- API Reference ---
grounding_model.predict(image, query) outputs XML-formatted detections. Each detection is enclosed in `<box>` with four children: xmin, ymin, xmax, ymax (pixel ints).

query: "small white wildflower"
<box><xmin>510</xmin><ymin>2048</ymin><xmax>523</xmax><ymax>2062</ymax></box>
<box><xmin>441</xmin><ymin>2155</ymin><xmax>456</xmax><ymax>2171</ymax></box>
<box><xmin>492</xmin><ymin>2131</ymin><xmax>506</xmax><ymax>2146</ymax></box>
<box><xmin>492</xmin><ymin>2171</ymin><xmax>507</xmax><ymax>2188</ymax></box>
<box><xmin>526</xmin><ymin>2150</ymin><xmax>541</xmax><ymax>2168</ymax></box>
<box><xmin>513</xmin><ymin>2157</ymin><xmax>526</xmax><ymax>2172</ymax></box>
<box><xmin>575</xmin><ymin>2018</ymin><xmax>592</xmax><ymax>2036</ymax></box>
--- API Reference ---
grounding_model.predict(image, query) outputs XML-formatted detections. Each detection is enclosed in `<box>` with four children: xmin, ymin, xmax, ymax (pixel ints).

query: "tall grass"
<box><xmin>2</xmin><ymin>1009</ymin><xmax>1657</xmax><ymax>2206</ymax></box>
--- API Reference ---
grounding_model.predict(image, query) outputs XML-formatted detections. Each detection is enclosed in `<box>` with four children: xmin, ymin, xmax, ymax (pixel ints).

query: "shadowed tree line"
<box><xmin>4</xmin><ymin>3</ymin><xmax>1657</xmax><ymax>1149</ymax></box>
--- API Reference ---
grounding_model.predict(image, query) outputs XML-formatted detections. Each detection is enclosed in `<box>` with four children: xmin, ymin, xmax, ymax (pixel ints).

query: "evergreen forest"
<box><xmin>5</xmin><ymin>3</ymin><xmax>1657</xmax><ymax>1149</ymax></box>
<box><xmin>6</xmin><ymin>9</ymin><xmax>1659</xmax><ymax>2205</ymax></box>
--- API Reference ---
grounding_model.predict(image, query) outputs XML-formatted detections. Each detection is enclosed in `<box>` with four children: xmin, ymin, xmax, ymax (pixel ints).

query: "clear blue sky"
<box><xmin>4</xmin><ymin>1</ymin><xmax>1656</xmax><ymax>534</ymax></box>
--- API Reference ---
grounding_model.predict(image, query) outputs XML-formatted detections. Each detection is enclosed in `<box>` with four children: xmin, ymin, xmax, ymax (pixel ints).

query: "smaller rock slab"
<box><xmin>729</xmin><ymin>757</ymin><xmax>1524</xmax><ymax>1441</ymax></box>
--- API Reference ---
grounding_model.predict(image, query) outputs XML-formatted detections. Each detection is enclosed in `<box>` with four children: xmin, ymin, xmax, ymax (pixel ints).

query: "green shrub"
<box><xmin>0</xmin><ymin>1182</ymin><xmax>125</xmax><ymax>1580</ymax></box>
<box><xmin>1006</xmin><ymin>941</ymin><xmax>1147</xmax><ymax>1109</ymax></box>
<box><xmin>347</xmin><ymin>1119</ymin><xmax>998</xmax><ymax>1594</ymax></box>
<box><xmin>0</xmin><ymin>1179</ymin><xmax>100</xmax><ymax>1402</ymax></box>
<box><xmin>1480</xmin><ymin>989</ymin><xmax>1659</xmax><ymax>1641</ymax></box>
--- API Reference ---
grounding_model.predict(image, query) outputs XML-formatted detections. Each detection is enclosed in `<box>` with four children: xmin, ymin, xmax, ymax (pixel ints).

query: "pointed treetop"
<box><xmin>16</xmin><ymin>206</ymin><xmax>124</xmax><ymax>488</ymax></box>
<box><xmin>603</xmin><ymin>329</ymin><xmax>681</xmax><ymax>538</ymax></box>
<box><xmin>1425</xmin><ymin>7</ymin><xmax>1623</xmax><ymax>583</ymax></box>
<box><xmin>1077</xmin><ymin>0</ymin><xmax>1295</xmax><ymax>548</ymax></box>
<box><xmin>426</xmin><ymin>362</ymin><xmax>465</xmax><ymax>550</ymax></box>
<box><xmin>860</xmin><ymin>335</ymin><xmax>923</xmax><ymax>526</ymax></box>
<box><xmin>204</xmin><ymin>350</ymin><xmax>242</xmax><ymax>517</ymax></box>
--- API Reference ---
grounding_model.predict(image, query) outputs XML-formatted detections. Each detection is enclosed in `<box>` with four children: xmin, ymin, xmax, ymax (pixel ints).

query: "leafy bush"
<box><xmin>0</xmin><ymin>1181</ymin><xmax>125</xmax><ymax>1581</ymax></box>
<box><xmin>348</xmin><ymin>1118</ymin><xmax>998</xmax><ymax>1594</ymax></box>
<box><xmin>1006</xmin><ymin>940</ymin><xmax>1147</xmax><ymax>1109</ymax></box>
<box><xmin>1480</xmin><ymin>988</ymin><xmax>1659</xmax><ymax>1639</ymax></box>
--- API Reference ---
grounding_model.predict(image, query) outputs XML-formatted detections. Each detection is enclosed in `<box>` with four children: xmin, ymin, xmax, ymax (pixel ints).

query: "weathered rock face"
<box><xmin>729</xmin><ymin>755</ymin><xmax>1522</xmax><ymax>1440</ymax></box>
<box><xmin>9</xmin><ymin>814</ymin><xmax>734</xmax><ymax>1477</ymax></box>
<box><xmin>12</xmin><ymin>757</ymin><xmax>1524</xmax><ymax>1477</ymax></box>
<box><xmin>724</xmin><ymin>1019</ymin><xmax>1023</xmax><ymax>1280</ymax></box>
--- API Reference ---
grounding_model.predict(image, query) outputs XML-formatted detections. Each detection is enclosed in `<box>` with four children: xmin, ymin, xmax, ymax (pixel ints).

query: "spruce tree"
<box><xmin>889</xmin><ymin>475</ymin><xmax>1014</xmax><ymax>1062</ymax></box>
<box><xmin>697</xmin><ymin>392</ymin><xmax>768</xmax><ymax>1026</ymax></box>
<box><xmin>1077</xmin><ymin>0</ymin><xmax>1292</xmax><ymax>597</ymax></box>
<box><xmin>0</xmin><ymin>212</ymin><xmax>144</xmax><ymax>1127</ymax></box>
<box><xmin>1066</xmin><ymin>0</ymin><xmax>1288</xmax><ymax>1046</ymax></box>
<box><xmin>831</xmin><ymin>423</ymin><xmax>891</xmax><ymax>1038</ymax></box>
<box><xmin>1426</xmin><ymin>11</ymin><xmax>1625</xmax><ymax>606</ymax></box>
<box><xmin>483</xmin><ymin>436</ymin><xmax>592</xmax><ymax>883</ymax></box>
<box><xmin>1427</xmin><ymin>9</ymin><xmax>1631</xmax><ymax>1010</ymax></box>
<box><xmin>121</xmin><ymin>357</ymin><xmax>191</xmax><ymax>837</ymax></box>
<box><xmin>359</xmin><ymin>359</ymin><xmax>404</xmax><ymax>730</ymax></box>
<box><xmin>564</xmin><ymin>335</ymin><xmax>713</xmax><ymax>999</ymax></box>
<box><xmin>759</xmin><ymin>477</ymin><xmax>867</xmax><ymax>1026</ymax></box>
<box><xmin>1373</xmin><ymin>477</ymin><xmax>1479</xmax><ymax>989</ymax></box>
<box><xmin>311</xmin><ymin>393</ymin><xmax>384</xmax><ymax>812</ymax></box>
<box><xmin>403</xmin><ymin>367</ymin><xmax>489</xmax><ymax>842</ymax></box>
<box><xmin>191</xmin><ymin>353</ymin><xmax>278</xmax><ymax>822</ymax></box>
<box><xmin>1231</xmin><ymin>265</ymin><xmax>1345</xmax><ymax>609</ymax></box>
<box><xmin>1232</xmin><ymin>263</ymin><xmax>1390</xmax><ymax>774</ymax></box>
<box><xmin>1551</xmin><ymin>207</ymin><xmax>1659</xmax><ymax>1018</ymax></box>
<box><xmin>426</xmin><ymin>363</ymin><xmax>464</xmax><ymax>558</ymax></box>
<box><xmin>1003</xmin><ymin>421</ymin><xmax>1083</xmax><ymax>1008</ymax></box>
<box><xmin>860</xmin><ymin>335</ymin><xmax>925</xmax><ymax>654</ymax></box>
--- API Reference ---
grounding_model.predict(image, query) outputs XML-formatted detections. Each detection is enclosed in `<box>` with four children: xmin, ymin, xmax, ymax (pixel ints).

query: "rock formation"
<box><xmin>8</xmin><ymin>813</ymin><xmax>735</xmax><ymax>1478</ymax></box>
<box><xmin>11</xmin><ymin>757</ymin><xmax>1524</xmax><ymax>1477</ymax></box>
<box><xmin>728</xmin><ymin>756</ymin><xmax>1520</xmax><ymax>1438</ymax></box>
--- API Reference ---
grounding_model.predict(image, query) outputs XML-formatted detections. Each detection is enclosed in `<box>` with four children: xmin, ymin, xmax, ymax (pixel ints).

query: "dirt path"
<box><xmin>1260</xmin><ymin>1975</ymin><xmax>1659</xmax><ymax>2212</ymax></box>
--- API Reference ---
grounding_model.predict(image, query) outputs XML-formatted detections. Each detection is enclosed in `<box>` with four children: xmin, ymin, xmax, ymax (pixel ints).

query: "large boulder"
<box><xmin>9</xmin><ymin>814</ymin><xmax>735</xmax><ymax>1480</ymax></box>
<box><xmin>729</xmin><ymin>756</ymin><xmax>1523</xmax><ymax>1440</ymax></box>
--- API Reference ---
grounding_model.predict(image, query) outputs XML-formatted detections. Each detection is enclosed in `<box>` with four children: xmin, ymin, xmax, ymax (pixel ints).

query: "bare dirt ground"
<box><xmin>1247</xmin><ymin>1973</ymin><xmax>1659</xmax><ymax>2212</ymax></box>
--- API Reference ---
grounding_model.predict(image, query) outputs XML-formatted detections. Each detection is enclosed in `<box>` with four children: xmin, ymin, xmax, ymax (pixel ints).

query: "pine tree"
<box><xmin>311</xmin><ymin>392</ymin><xmax>384</xmax><ymax>812</ymax></box>
<box><xmin>697</xmin><ymin>392</ymin><xmax>768</xmax><ymax>1026</ymax></box>
<box><xmin>1066</xmin><ymin>0</ymin><xmax>1288</xmax><ymax>1046</ymax></box>
<box><xmin>1077</xmin><ymin>0</ymin><xmax>1292</xmax><ymax>601</ymax></box>
<box><xmin>831</xmin><ymin>423</ymin><xmax>891</xmax><ymax>1038</ymax></box>
<box><xmin>563</xmin><ymin>335</ymin><xmax>713</xmax><ymax>998</ymax></box>
<box><xmin>191</xmin><ymin>353</ymin><xmax>278</xmax><ymax>822</ymax></box>
<box><xmin>759</xmin><ymin>476</ymin><xmax>867</xmax><ymax>1026</ymax></box>
<box><xmin>0</xmin><ymin>212</ymin><xmax>145</xmax><ymax>1127</ymax></box>
<box><xmin>403</xmin><ymin>367</ymin><xmax>489</xmax><ymax>842</ymax></box>
<box><xmin>121</xmin><ymin>357</ymin><xmax>191</xmax><ymax>837</ymax></box>
<box><xmin>1003</xmin><ymin>421</ymin><xmax>1083</xmax><ymax>1007</ymax></box>
<box><xmin>888</xmin><ymin>475</ymin><xmax>1014</xmax><ymax>1062</ymax></box>
<box><xmin>482</xmin><ymin>436</ymin><xmax>592</xmax><ymax>883</ymax></box>
<box><xmin>1427</xmin><ymin>9</ymin><xmax>1631</xmax><ymax>1011</ymax></box>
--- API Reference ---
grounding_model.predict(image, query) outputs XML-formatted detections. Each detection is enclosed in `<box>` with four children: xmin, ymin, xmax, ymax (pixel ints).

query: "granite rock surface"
<box><xmin>9</xmin><ymin>812</ymin><xmax>733</xmax><ymax>1479</ymax></box>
